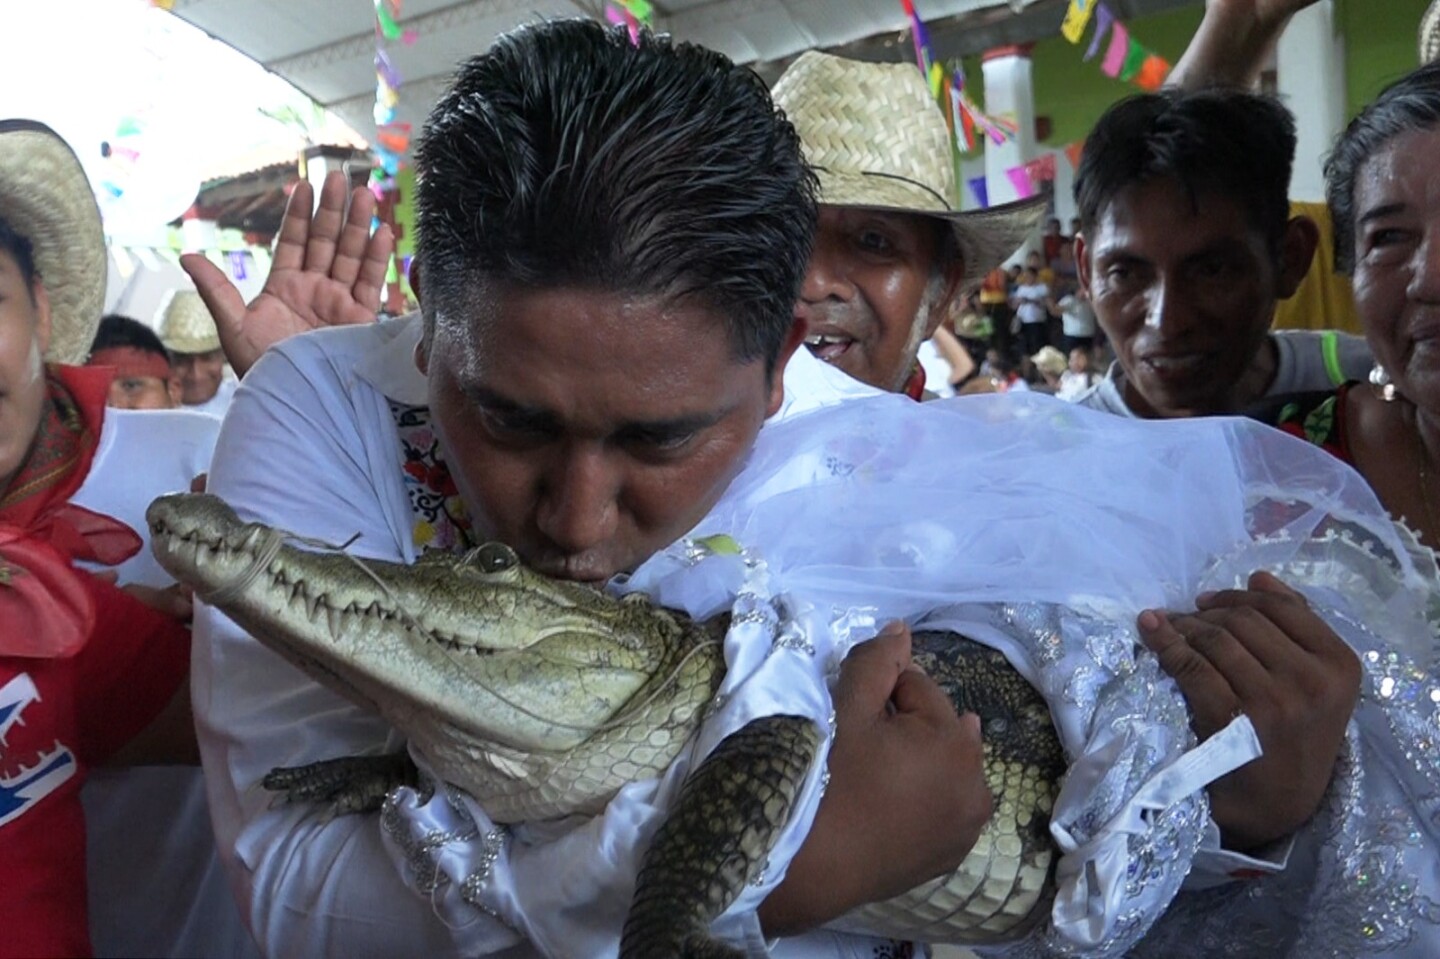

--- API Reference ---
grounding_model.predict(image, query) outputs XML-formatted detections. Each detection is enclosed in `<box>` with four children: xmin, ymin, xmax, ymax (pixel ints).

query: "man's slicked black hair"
<box><xmin>1325</xmin><ymin>61</ymin><xmax>1440</xmax><ymax>274</ymax></box>
<box><xmin>90</xmin><ymin>313</ymin><xmax>169</xmax><ymax>360</ymax></box>
<box><xmin>414</xmin><ymin>18</ymin><xmax>817</xmax><ymax>368</ymax></box>
<box><xmin>1075</xmin><ymin>87</ymin><xmax>1296</xmax><ymax>258</ymax></box>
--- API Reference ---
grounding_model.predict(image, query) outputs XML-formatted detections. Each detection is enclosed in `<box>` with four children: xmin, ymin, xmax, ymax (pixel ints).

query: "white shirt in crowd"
<box><xmin>1057</xmin><ymin>294</ymin><xmax>1096</xmax><ymax>339</ymax></box>
<box><xmin>1056</xmin><ymin>369</ymin><xmax>1099</xmax><ymax>402</ymax></box>
<box><xmin>1075</xmin><ymin>329</ymin><xmax>1373</xmax><ymax>416</ymax></box>
<box><xmin>70</xmin><ymin>407</ymin><xmax>261</xmax><ymax>959</ymax></box>
<box><xmin>1013</xmin><ymin>282</ymin><xmax>1050</xmax><ymax>326</ymax></box>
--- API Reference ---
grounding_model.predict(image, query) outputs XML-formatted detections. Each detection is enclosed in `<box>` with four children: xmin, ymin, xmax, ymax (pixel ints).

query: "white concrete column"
<box><xmin>982</xmin><ymin>45</ymin><xmax>1038</xmax><ymax>206</ymax></box>
<box><xmin>1277</xmin><ymin>1</ymin><xmax>1347</xmax><ymax>200</ymax></box>
<box><xmin>982</xmin><ymin>44</ymin><xmax>1040</xmax><ymax>262</ymax></box>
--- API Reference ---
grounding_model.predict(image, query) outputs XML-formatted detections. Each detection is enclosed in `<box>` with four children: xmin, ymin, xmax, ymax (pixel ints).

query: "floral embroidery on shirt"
<box><xmin>390</xmin><ymin>401</ymin><xmax>473</xmax><ymax>553</ymax></box>
<box><xmin>1270</xmin><ymin>386</ymin><xmax>1351</xmax><ymax>464</ymax></box>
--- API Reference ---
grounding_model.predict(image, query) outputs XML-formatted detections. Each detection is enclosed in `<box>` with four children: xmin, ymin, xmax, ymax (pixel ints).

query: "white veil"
<box><xmin>621</xmin><ymin>391</ymin><xmax>1438</xmax><ymax>956</ymax></box>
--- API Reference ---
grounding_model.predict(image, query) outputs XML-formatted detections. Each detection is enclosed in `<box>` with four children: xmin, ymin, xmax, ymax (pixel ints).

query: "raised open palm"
<box><xmin>180</xmin><ymin>170</ymin><xmax>395</xmax><ymax>378</ymax></box>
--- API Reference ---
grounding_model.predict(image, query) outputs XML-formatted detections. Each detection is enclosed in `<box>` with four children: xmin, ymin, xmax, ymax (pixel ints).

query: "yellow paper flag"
<box><xmin>928</xmin><ymin>61</ymin><xmax>945</xmax><ymax>100</ymax></box>
<box><xmin>1061</xmin><ymin>0</ymin><xmax>1095</xmax><ymax>44</ymax></box>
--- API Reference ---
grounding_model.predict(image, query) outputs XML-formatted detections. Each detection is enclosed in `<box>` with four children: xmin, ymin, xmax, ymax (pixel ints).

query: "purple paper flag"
<box><xmin>968</xmin><ymin>176</ymin><xmax>989</xmax><ymax>209</ymax></box>
<box><xmin>375</xmin><ymin>48</ymin><xmax>402</xmax><ymax>89</ymax></box>
<box><xmin>1084</xmin><ymin>3</ymin><xmax>1114</xmax><ymax>61</ymax></box>
<box><xmin>1101</xmin><ymin>21</ymin><xmax>1130</xmax><ymax>78</ymax></box>
<box><xmin>1006</xmin><ymin>166</ymin><xmax>1035</xmax><ymax>199</ymax></box>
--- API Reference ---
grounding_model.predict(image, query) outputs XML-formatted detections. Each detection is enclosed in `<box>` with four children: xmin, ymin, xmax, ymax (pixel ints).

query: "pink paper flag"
<box><xmin>1101</xmin><ymin>21</ymin><xmax>1130</xmax><ymax>78</ymax></box>
<box><xmin>1006</xmin><ymin>165</ymin><xmax>1035</xmax><ymax>199</ymax></box>
<box><xmin>1025</xmin><ymin>154</ymin><xmax>1057</xmax><ymax>182</ymax></box>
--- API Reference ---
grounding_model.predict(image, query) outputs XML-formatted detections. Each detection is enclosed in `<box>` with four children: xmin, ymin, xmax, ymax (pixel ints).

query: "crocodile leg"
<box><xmin>263</xmin><ymin>752</ymin><xmax>421</xmax><ymax>815</ymax></box>
<box><xmin>620</xmin><ymin>714</ymin><xmax>822</xmax><ymax>959</ymax></box>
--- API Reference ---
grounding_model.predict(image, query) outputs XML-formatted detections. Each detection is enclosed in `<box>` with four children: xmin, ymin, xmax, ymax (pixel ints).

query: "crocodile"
<box><xmin>148</xmin><ymin>492</ymin><xmax>1066</xmax><ymax>955</ymax></box>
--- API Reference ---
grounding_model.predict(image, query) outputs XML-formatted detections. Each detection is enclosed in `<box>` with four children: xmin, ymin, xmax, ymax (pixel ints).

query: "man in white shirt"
<box><xmin>193</xmin><ymin>22</ymin><xmax>991</xmax><ymax>958</ymax></box>
<box><xmin>1072</xmin><ymin>86</ymin><xmax>1371</xmax><ymax>419</ymax></box>
<box><xmin>1010</xmin><ymin>267</ymin><xmax>1052</xmax><ymax>361</ymax></box>
<box><xmin>1055</xmin><ymin>286</ymin><xmax>1097</xmax><ymax>355</ymax></box>
<box><xmin>158</xmin><ymin>290</ymin><xmax>239</xmax><ymax>418</ymax></box>
<box><xmin>188</xmin><ymin>21</ymin><xmax>1363</xmax><ymax>959</ymax></box>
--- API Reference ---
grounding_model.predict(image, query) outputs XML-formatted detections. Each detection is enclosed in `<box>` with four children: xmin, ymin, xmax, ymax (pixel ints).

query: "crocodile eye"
<box><xmin>473</xmin><ymin>542</ymin><xmax>516</xmax><ymax>573</ymax></box>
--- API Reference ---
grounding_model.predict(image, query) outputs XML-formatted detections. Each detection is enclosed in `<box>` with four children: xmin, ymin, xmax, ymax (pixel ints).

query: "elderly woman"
<box><xmin>1253</xmin><ymin>60</ymin><xmax>1440</xmax><ymax>553</ymax></box>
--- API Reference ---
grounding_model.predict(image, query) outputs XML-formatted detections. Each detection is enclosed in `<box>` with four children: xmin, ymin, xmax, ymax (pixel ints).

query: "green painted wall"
<box><xmin>1031</xmin><ymin>5</ymin><xmax>1205</xmax><ymax>147</ymax></box>
<box><xmin>953</xmin><ymin>0</ymin><xmax>1426</xmax><ymax>159</ymax></box>
<box><xmin>1338</xmin><ymin>0</ymin><xmax>1430</xmax><ymax>116</ymax></box>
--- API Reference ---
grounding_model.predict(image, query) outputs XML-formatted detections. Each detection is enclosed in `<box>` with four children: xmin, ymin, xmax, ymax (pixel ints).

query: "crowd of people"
<box><xmin>3</xmin><ymin>0</ymin><xmax>1440</xmax><ymax>956</ymax></box>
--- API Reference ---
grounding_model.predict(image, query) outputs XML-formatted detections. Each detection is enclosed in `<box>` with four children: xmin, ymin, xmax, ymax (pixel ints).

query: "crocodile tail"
<box><xmin>619</xmin><ymin>714</ymin><xmax>821</xmax><ymax>959</ymax></box>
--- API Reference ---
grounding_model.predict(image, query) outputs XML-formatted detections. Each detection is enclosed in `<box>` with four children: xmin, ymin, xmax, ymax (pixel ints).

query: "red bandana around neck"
<box><xmin>0</xmin><ymin>365</ymin><xmax>142</xmax><ymax>658</ymax></box>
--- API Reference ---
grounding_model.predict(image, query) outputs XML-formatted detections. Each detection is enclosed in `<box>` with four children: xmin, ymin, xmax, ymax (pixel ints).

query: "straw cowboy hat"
<box><xmin>1424</xmin><ymin>0</ymin><xmax>1439</xmax><ymax>64</ymax></box>
<box><xmin>1031</xmin><ymin>344</ymin><xmax>1067</xmax><ymax>377</ymax></box>
<box><xmin>772</xmin><ymin>51</ymin><xmax>1046</xmax><ymax>288</ymax></box>
<box><xmin>0</xmin><ymin>119</ymin><xmax>107</xmax><ymax>366</ymax></box>
<box><xmin>157</xmin><ymin>289</ymin><xmax>222</xmax><ymax>355</ymax></box>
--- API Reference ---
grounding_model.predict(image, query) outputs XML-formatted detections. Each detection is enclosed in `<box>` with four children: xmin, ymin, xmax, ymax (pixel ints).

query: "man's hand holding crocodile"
<box><xmin>1139</xmin><ymin>571</ymin><xmax>1362</xmax><ymax>852</ymax></box>
<box><xmin>758</xmin><ymin>623</ymin><xmax>992</xmax><ymax>936</ymax></box>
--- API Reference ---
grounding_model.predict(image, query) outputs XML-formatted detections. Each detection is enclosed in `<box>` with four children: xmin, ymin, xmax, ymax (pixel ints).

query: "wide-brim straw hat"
<box><xmin>0</xmin><ymin>120</ymin><xmax>106</xmax><ymax>366</ymax></box>
<box><xmin>1031</xmin><ymin>344</ymin><xmax>1067</xmax><ymax>377</ymax></box>
<box><xmin>157</xmin><ymin>289</ymin><xmax>221</xmax><ymax>354</ymax></box>
<box><xmin>1423</xmin><ymin>0</ymin><xmax>1439</xmax><ymax>64</ymax></box>
<box><xmin>772</xmin><ymin>51</ymin><xmax>1046</xmax><ymax>288</ymax></box>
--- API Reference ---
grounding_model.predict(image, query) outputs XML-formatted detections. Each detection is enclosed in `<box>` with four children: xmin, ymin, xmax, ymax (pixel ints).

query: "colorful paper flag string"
<box><xmin>1067</xmin><ymin>1</ymin><xmax>1171</xmax><ymax>91</ymax></box>
<box><xmin>372</xmin><ymin>0</ymin><xmax>420</xmax><ymax>179</ymax></box>
<box><xmin>899</xmin><ymin>0</ymin><xmax>1018</xmax><ymax>155</ymax></box>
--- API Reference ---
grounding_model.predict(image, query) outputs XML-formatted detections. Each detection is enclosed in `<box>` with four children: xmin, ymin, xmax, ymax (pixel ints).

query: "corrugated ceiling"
<box><xmin>166</xmin><ymin>0</ymin><xmax>1197</xmax><ymax>152</ymax></box>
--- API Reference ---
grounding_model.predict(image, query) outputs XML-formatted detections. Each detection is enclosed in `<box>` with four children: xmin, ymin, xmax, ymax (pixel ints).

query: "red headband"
<box><xmin>87</xmin><ymin>346</ymin><xmax>173</xmax><ymax>383</ymax></box>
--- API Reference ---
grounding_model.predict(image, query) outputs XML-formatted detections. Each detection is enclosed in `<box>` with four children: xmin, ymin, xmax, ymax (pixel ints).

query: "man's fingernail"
<box><xmin>879</xmin><ymin>621</ymin><xmax>905</xmax><ymax>636</ymax></box>
<box><xmin>1138</xmin><ymin>609</ymin><xmax>1161</xmax><ymax>631</ymax></box>
<box><xmin>1196</xmin><ymin>591</ymin><xmax>1217</xmax><ymax>606</ymax></box>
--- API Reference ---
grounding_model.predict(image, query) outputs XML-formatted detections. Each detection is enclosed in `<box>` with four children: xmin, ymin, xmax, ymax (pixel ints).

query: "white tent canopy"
<box><xmin>169</xmin><ymin>0</ymin><xmax>1196</xmax><ymax>156</ymax></box>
